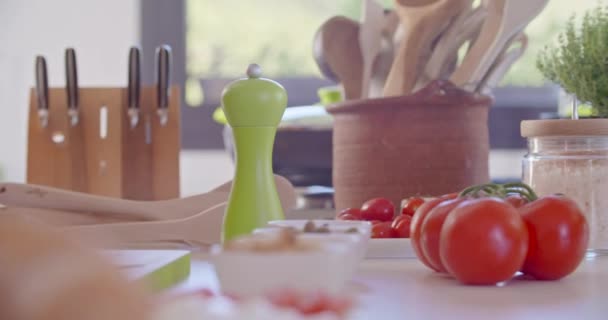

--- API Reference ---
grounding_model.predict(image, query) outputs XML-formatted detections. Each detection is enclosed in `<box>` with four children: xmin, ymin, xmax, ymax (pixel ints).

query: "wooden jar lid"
<box><xmin>521</xmin><ymin>119</ymin><xmax>608</xmax><ymax>137</ymax></box>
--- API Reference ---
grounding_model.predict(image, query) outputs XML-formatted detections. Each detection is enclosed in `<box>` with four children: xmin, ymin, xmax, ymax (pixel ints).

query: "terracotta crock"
<box><xmin>327</xmin><ymin>80</ymin><xmax>493</xmax><ymax>211</ymax></box>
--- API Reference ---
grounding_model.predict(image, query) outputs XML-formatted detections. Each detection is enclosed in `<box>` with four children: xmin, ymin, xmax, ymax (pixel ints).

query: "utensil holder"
<box><xmin>327</xmin><ymin>80</ymin><xmax>492</xmax><ymax>210</ymax></box>
<box><xmin>26</xmin><ymin>86</ymin><xmax>181</xmax><ymax>200</ymax></box>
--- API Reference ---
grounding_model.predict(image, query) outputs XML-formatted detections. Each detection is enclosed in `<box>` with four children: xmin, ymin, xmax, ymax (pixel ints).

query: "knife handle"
<box><xmin>65</xmin><ymin>48</ymin><xmax>79</xmax><ymax>110</ymax></box>
<box><xmin>155</xmin><ymin>45</ymin><xmax>171</xmax><ymax>110</ymax></box>
<box><xmin>128</xmin><ymin>47</ymin><xmax>141</xmax><ymax>110</ymax></box>
<box><xmin>35</xmin><ymin>56</ymin><xmax>49</xmax><ymax>111</ymax></box>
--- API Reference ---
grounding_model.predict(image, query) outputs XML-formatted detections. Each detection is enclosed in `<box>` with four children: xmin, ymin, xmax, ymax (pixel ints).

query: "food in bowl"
<box><xmin>209</xmin><ymin>230</ymin><xmax>358</xmax><ymax>296</ymax></box>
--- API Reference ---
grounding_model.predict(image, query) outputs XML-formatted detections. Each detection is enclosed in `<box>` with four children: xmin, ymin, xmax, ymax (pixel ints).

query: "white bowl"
<box><xmin>267</xmin><ymin>220</ymin><xmax>372</xmax><ymax>238</ymax></box>
<box><xmin>208</xmin><ymin>238</ymin><xmax>356</xmax><ymax>297</ymax></box>
<box><xmin>254</xmin><ymin>227</ymin><xmax>367</xmax><ymax>265</ymax></box>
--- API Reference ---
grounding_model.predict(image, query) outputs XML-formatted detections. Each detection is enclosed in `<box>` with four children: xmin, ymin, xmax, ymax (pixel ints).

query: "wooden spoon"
<box><xmin>0</xmin><ymin>175</ymin><xmax>296</xmax><ymax>222</ymax></box>
<box><xmin>313</xmin><ymin>26</ymin><xmax>340</xmax><ymax>83</ymax></box>
<box><xmin>416</xmin><ymin>5</ymin><xmax>488</xmax><ymax>89</ymax></box>
<box><xmin>383</xmin><ymin>0</ymin><xmax>473</xmax><ymax>96</ymax></box>
<box><xmin>318</xmin><ymin>16</ymin><xmax>363</xmax><ymax>100</ymax></box>
<box><xmin>359</xmin><ymin>0</ymin><xmax>386</xmax><ymax>98</ymax></box>
<box><xmin>450</xmin><ymin>0</ymin><xmax>548</xmax><ymax>90</ymax></box>
<box><xmin>65</xmin><ymin>202</ymin><xmax>227</xmax><ymax>249</ymax></box>
<box><xmin>477</xmin><ymin>32</ymin><xmax>528</xmax><ymax>93</ymax></box>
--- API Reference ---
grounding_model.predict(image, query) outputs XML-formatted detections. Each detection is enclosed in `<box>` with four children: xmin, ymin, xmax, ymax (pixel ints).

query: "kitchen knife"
<box><xmin>65</xmin><ymin>48</ymin><xmax>79</xmax><ymax>126</ymax></box>
<box><xmin>127</xmin><ymin>46</ymin><xmax>141</xmax><ymax>128</ymax></box>
<box><xmin>35</xmin><ymin>56</ymin><xmax>49</xmax><ymax>128</ymax></box>
<box><xmin>155</xmin><ymin>45</ymin><xmax>171</xmax><ymax>126</ymax></box>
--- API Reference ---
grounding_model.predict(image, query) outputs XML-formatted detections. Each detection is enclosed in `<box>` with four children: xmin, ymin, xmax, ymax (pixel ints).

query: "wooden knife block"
<box><xmin>26</xmin><ymin>86</ymin><xmax>180</xmax><ymax>200</ymax></box>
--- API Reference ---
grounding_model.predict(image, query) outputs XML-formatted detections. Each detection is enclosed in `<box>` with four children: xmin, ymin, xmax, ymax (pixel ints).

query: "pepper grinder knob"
<box><xmin>221</xmin><ymin>64</ymin><xmax>288</xmax><ymax>242</ymax></box>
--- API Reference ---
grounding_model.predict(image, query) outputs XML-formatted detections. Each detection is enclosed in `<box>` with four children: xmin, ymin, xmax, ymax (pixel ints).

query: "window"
<box><xmin>143</xmin><ymin>0</ymin><xmax>601</xmax><ymax>149</ymax></box>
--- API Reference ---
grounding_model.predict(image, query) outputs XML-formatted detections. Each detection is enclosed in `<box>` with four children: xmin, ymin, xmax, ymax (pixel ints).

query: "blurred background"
<box><xmin>0</xmin><ymin>0</ymin><xmax>598</xmax><ymax>195</ymax></box>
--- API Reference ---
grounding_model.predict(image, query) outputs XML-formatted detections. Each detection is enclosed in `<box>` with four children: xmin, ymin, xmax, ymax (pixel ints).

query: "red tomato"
<box><xmin>440</xmin><ymin>198</ymin><xmax>528</xmax><ymax>285</ymax></box>
<box><xmin>410</xmin><ymin>194</ymin><xmax>458</xmax><ymax>271</ymax></box>
<box><xmin>371</xmin><ymin>221</ymin><xmax>397</xmax><ymax>238</ymax></box>
<box><xmin>505</xmin><ymin>194</ymin><xmax>529</xmax><ymax>208</ymax></box>
<box><xmin>391</xmin><ymin>215</ymin><xmax>412</xmax><ymax>238</ymax></box>
<box><xmin>420</xmin><ymin>198</ymin><xmax>467</xmax><ymax>273</ymax></box>
<box><xmin>361</xmin><ymin>198</ymin><xmax>395</xmax><ymax>222</ymax></box>
<box><xmin>519</xmin><ymin>195</ymin><xmax>589</xmax><ymax>280</ymax></box>
<box><xmin>336</xmin><ymin>208</ymin><xmax>362</xmax><ymax>220</ymax></box>
<box><xmin>401</xmin><ymin>197</ymin><xmax>425</xmax><ymax>216</ymax></box>
<box><xmin>337</xmin><ymin>213</ymin><xmax>358</xmax><ymax>221</ymax></box>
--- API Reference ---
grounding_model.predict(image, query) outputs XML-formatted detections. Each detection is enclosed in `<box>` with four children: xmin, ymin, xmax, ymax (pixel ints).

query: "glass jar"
<box><xmin>522</xmin><ymin>119</ymin><xmax>608</xmax><ymax>256</ymax></box>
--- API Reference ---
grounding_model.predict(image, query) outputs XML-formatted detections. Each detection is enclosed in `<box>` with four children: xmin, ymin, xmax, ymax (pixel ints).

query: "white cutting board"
<box><xmin>103</xmin><ymin>250</ymin><xmax>191</xmax><ymax>292</ymax></box>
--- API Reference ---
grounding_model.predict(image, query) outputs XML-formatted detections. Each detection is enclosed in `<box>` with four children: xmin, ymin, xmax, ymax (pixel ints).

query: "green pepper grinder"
<box><xmin>221</xmin><ymin>64</ymin><xmax>288</xmax><ymax>242</ymax></box>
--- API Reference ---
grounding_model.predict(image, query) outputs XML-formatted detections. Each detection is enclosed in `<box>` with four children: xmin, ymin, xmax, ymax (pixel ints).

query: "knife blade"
<box><xmin>155</xmin><ymin>45</ymin><xmax>171</xmax><ymax>126</ymax></box>
<box><xmin>35</xmin><ymin>55</ymin><xmax>49</xmax><ymax>127</ymax></box>
<box><xmin>127</xmin><ymin>46</ymin><xmax>141</xmax><ymax>128</ymax></box>
<box><xmin>65</xmin><ymin>48</ymin><xmax>79</xmax><ymax>126</ymax></box>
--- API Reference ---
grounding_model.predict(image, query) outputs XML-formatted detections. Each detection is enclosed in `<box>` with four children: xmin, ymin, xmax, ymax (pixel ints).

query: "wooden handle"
<box><xmin>359</xmin><ymin>0</ymin><xmax>386</xmax><ymax>99</ymax></box>
<box><xmin>64</xmin><ymin>202</ymin><xmax>227</xmax><ymax>249</ymax></box>
<box><xmin>419</xmin><ymin>6</ymin><xmax>487</xmax><ymax>86</ymax></box>
<box><xmin>478</xmin><ymin>33</ymin><xmax>528</xmax><ymax>93</ymax></box>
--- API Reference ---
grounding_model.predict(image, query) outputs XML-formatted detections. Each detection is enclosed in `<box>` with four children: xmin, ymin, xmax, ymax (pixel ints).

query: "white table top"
<box><xmin>177</xmin><ymin>255</ymin><xmax>608</xmax><ymax>320</ymax></box>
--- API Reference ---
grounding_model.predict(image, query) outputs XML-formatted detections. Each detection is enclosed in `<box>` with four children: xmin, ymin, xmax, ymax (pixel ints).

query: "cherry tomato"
<box><xmin>371</xmin><ymin>221</ymin><xmax>397</xmax><ymax>238</ymax></box>
<box><xmin>337</xmin><ymin>208</ymin><xmax>362</xmax><ymax>220</ymax></box>
<box><xmin>391</xmin><ymin>215</ymin><xmax>412</xmax><ymax>238</ymax></box>
<box><xmin>440</xmin><ymin>198</ymin><xmax>528</xmax><ymax>285</ymax></box>
<box><xmin>505</xmin><ymin>194</ymin><xmax>529</xmax><ymax>208</ymax></box>
<box><xmin>410</xmin><ymin>194</ymin><xmax>458</xmax><ymax>271</ymax></box>
<box><xmin>361</xmin><ymin>198</ymin><xmax>395</xmax><ymax>222</ymax></box>
<box><xmin>420</xmin><ymin>197</ymin><xmax>467</xmax><ymax>272</ymax></box>
<box><xmin>519</xmin><ymin>195</ymin><xmax>589</xmax><ymax>280</ymax></box>
<box><xmin>401</xmin><ymin>197</ymin><xmax>425</xmax><ymax>216</ymax></box>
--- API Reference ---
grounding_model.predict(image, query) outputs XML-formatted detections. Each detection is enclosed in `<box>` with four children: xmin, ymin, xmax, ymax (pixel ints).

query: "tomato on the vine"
<box><xmin>401</xmin><ymin>197</ymin><xmax>425</xmax><ymax>216</ymax></box>
<box><xmin>440</xmin><ymin>198</ymin><xmax>528</xmax><ymax>285</ymax></box>
<box><xmin>410</xmin><ymin>193</ymin><xmax>458</xmax><ymax>271</ymax></box>
<box><xmin>420</xmin><ymin>197</ymin><xmax>468</xmax><ymax>273</ymax></box>
<box><xmin>392</xmin><ymin>215</ymin><xmax>412</xmax><ymax>238</ymax></box>
<box><xmin>505</xmin><ymin>194</ymin><xmax>529</xmax><ymax>208</ymax></box>
<box><xmin>361</xmin><ymin>198</ymin><xmax>395</xmax><ymax>222</ymax></box>
<box><xmin>519</xmin><ymin>195</ymin><xmax>589</xmax><ymax>280</ymax></box>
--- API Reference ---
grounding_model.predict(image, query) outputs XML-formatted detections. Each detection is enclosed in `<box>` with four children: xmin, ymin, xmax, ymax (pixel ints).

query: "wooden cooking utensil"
<box><xmin>369</xmin><ymin>10</ymin><xmax>401</xmax><ymax>98</ymax></box>
<box><xmin>65</xmin><ymin>202</ymin><xmax>227</xmax><ymax>249</ymax></box>
<box><xmin>312</xmin><ymin>26</ymin><xmax>340</xmax><ymax>83</ymax></box>
<box><xmin>450</xmin><ymin>0</ymin><xmax>548</xmax><ymax>91</ymax></box>
<box><xmin>0</xmin><ymin>174</ymin><xmax>296</xmax><ymax>222</ymax></box>
<box><xmin>317</xmin><ymin>16</ymin><xmax>363</xmax><ymax>100</ymax></box>
<box><xmin>359</xmin><ymin>0</ymin><xmax>386</xmax><ymax>99</ymax></box>
<box><xmin>0</xmin><ymin>205</ymin><xmax>128</xmax><ymax>226</ymax></box>
<box><xmin>383</xmin><ymin>0</ymin><xmax>473</xmax><ymax>96</ymax></box>
<box><xmin>477</xmin><ymin>33</ymin><xmax>528</xmax><ymax>93</ymax></box>
<box><xmin>416</xmin><ymin>5</ymin><xmax>488</xmax><ymax>89</ymax></box>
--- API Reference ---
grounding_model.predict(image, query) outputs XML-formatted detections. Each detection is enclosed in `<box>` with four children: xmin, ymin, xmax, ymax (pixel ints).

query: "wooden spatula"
<box><xmin>359</xmin><ymin>0</ymin><xmax>386</xmax><ymax>99</ymax></box>
<box><xmin>0</xmin><ymin>175</ymin><xmax>296</xmax><ymax>222</ymax></box>
<box><xmin>368</xmin><ymin>10</ymin><xmax>401</xmax><ymax>98</ymax></box>
<box><xmin>450</xmin><ymin>0</ymin><xmax>548</xmax><ymax>91</ymax></box>
<box><xmin>477</xmin><ymin>32</ymin><xmax>528</xmax><ymax>93</ymax></box>
<box><xmin>318</xmin><ymin>16</ymin><xmax>363</xmax><ymax>100</ymax></box>
<box><xmin>416</xmin><ymin>5</ymin><xmax>487</xmax><ymax>89</ymax></box>
<box><xmin>64</xmin><ymin>202</ymin><xmax>227</xmax><ymax>249</ymax></box>
<box><xmin>383</xmin><ymin>0</ymin><xmax>473</xmax><ymax>96</ymax></box>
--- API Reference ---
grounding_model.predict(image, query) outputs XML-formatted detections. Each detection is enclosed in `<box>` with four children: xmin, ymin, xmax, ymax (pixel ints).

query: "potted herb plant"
<box><xmin>536</xmin><ymin>4</ymin><xmax>608</xmax><ymax>117</ymax></box>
